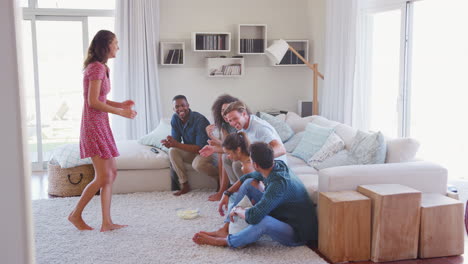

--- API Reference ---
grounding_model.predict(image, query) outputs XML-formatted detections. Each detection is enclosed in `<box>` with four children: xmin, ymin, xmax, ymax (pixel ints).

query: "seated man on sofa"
<box><xmin>161</xmin><ymin>95</ymin><xmax>218</xmax><ymax>196</ymax></box>
<box><xmin>192</xmin><ymin>142</ymin><xmax>317</xmax><ymax>248</ymax></box>
<box><xmin>222</xmin><ymin>101</ymin><xmax>287</xmax><ymax>183</ymax></box>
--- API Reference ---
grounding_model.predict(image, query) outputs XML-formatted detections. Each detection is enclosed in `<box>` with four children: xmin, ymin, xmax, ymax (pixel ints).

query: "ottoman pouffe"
<box><xmin>48</xmin><ymin>162</ymin><xmax>94</xmax><ymax>197</ymax></box>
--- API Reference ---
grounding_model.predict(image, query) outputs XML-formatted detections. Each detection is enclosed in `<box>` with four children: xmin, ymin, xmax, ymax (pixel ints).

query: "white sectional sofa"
<box><xmin>110</xmin><ymin>112</ymin><xmax>448</xmax><ymax>203</ymax></box>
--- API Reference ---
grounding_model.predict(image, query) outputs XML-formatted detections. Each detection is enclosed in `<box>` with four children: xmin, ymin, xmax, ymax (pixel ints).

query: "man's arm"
<box><xmin>269</xmin><ymin>139</ymin><xmax>286</xmax><ymax>158</ymax></box>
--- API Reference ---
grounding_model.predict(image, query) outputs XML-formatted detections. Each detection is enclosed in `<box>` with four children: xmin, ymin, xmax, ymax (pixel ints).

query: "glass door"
<box><xmin>355</xmin><ymin>3</ymin><xmax>408</xmax><ymax>138</ymax></box>
<box><xmin>23</xmin><ymin>16</ymin><xmax>88</xmax><ymax>170</ymax></box>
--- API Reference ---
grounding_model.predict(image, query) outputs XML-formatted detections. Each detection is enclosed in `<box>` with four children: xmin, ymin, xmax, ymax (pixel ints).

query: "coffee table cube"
<box><xmin>357</xmin><ymin>184</ymin><xmax>421</xmax><ymax>262</ymax></box>
<box><xmin>318</xmin><ymin>191</ymin><xmax>371</xmax><ymax>263</ymax></box>
<box><xmin>419</xmin><ymin>193</ymin><xmax>464</xmax><ymax>258</ymax></box>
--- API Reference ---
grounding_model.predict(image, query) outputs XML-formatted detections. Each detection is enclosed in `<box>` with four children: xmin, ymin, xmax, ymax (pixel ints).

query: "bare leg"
<box><xmin>199</xmin><ymin>222</ymin><xmax>229</xmax><ymax>238</ymax></box>
<box><xmin>100</xmin><ymin>158</ymin><xmax>127</xmax><ymax>232</ymax></box>
<box><xmin>192</xmin><ymin>232</ymin><xmax>228</xmax><ymax>247</ymax></box>
<box><xmin>68</xmin><ymin>155</ymin><xmax>105</xmax><ymax>231</ymax></box>
<box><xmin>173</xmin><ymin>182</ymin><xmax>190</xmax><ymax>196</ymax></box>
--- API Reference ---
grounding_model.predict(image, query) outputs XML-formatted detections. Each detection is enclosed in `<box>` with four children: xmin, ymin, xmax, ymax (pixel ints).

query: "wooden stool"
<box><xmin>419</xmin><ymin>193</ymin><xmax>464</xmax><ymax>258</ymax></box>
<box><xmin>358</xmin><ymin>184</ymin><xmax>421</xmax><ymax>262</ymax></box>
<box><xmin>318</xmin><ymin>191</ymin><xmax>371</xmax><ymax>263</ymax></box>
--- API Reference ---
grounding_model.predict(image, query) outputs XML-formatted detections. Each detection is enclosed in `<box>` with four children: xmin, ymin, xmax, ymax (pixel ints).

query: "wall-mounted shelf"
<box><xmin>192</xmin><ymin>32</ymin><xmax>231</xmax><ymax>52</ymax></box>
<box><xmin>272</xmin><ymin>40</ymin><xmax>309</xmax><ymax>66</ymax></box>
<box><xmin>238</xmin><ymin>24</ymin><xmax>267</xmax><ymax>55</ymax></box>
<box><xmin>160</xmin><ymin>42</ymin><xmax>185</xmax><ymax>65</ymax></box>
<box><xmin>207</xmin><ymin>57</ymin><xmax>244</xmax><ymax>78</ymax></box>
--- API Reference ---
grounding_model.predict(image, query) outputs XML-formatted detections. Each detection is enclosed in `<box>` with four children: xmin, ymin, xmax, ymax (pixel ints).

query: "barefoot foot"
<box><xmin>173</xmin><ymin>183</ymin><xmax>190</xmax><ymax>196</ymax></box>
<box><xmin>192</xmin><ymin>232</ymin><xmax>228</xmax><ymax>247</ymax></box>
<box><xmin>100</xmin><ymin>223</ymin><xmax>128</xmax><ymax>232</ymax></box>
<box><xmin>68</xmin><ymin>213</ymin><xmax>94</xmax><ymax>231</ymax></box>
<box><xmin>208</xmin><ymin>192</ymin><xmax>223</xmax><ymax>201</ymax></box>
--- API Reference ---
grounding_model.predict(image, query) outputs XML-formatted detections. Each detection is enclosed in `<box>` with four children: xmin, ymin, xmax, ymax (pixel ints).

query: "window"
<box><xmin>355</xmin><ymin>2</ymin><xmax>408</xmax><ymax>138</ymax></box>
<box><xmin>22</xmin><ymin>1</ymin><xmax>115</xmax><ymax>170</ymax></box>
<box><xmin>356</xmin><ymin>0</ymin><xmax>468</xmax><ymax>179</ymax></box>
<box><xmin>410</xmin><ymin>0</ymin><xmax>468</xmax><ymax>179</ymax></box>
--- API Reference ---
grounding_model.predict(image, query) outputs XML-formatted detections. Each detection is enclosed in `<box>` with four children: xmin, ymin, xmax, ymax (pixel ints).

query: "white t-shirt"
<box><xmin>240</xmin><ymin>115</ymin><xmax>288</xmax><ymax>164</ymax></box>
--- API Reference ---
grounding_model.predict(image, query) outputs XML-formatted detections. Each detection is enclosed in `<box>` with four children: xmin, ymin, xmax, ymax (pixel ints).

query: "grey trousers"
<box><xmin>168</xmin><ymin>148</ymin><xmax>218</xmax><ymax>184</ymax></box>
<box><xmin>222</xmin><ymin>153</ymin><xmax>243</xmax><ymax>184</ymax></box>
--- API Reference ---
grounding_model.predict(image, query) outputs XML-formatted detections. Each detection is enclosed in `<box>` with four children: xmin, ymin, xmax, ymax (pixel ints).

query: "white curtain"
<box><xmin>321</xmin><ymin>0</ymin><xmax>360</xmax><ymax>125</ymax></box>
<box><xmin>112</xmin><ymin>0</ymin><xmax>162</xmax><ymax>140</ymax></box>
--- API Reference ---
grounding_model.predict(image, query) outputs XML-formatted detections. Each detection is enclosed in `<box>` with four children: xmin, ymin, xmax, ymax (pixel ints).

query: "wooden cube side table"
<box><xmin>357</xmin><ymin>184</ymin><xmax>421</xmax><ymax>262</ymax></box>
<box><xmin>318</xmin><ymin>191</ymin><xmax>371</xmax><ymax>263</ymax></box>
<box><xmin>419</xmin><ymin>193</ymin><xmax>464</xmax><ymax>258</ymax></box>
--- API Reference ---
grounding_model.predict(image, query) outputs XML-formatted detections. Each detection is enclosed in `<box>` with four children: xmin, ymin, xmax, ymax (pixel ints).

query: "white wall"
<box><xmin>0</xmin><ymin>0</ymin><xmax>34</xmax><ymax>263</ymax></box>
<box><xmin>158</xmin><ymin>0</ymin><xmax>323</xmax><ymax>118</ymax></box>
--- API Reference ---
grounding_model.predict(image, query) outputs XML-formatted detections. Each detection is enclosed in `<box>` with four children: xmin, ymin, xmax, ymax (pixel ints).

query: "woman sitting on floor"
<box><xmin>193</xmin><ymin>142</ymin><xmax>318</xmax><ymax>248</ymax></box>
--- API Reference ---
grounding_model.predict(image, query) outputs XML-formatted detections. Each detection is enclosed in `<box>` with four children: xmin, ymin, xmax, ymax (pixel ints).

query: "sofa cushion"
<box><xmin>313</xmin><ymin>150</ymin><xmax>356</xmax><ymax>170</ymax></box>
<box><xmin>308</xmin><ymin>132</ymin><xmax>345</xmax><ymax>166</ymax></box>
<box><xmin>350</xmin><ymin>130</ymin><xmax>386</xmax><ymax>165</ymax></box>
<box><xmin>115</xmin><ymin>140</ymin><xmax>170</xmax><ymax>170</ymax></box>
<box><xmin>259</xmin><ymin>112</ymin><xmax>294</xmax><ymax>142</ymax></box>
<box><xmin>138</xmin><ymin>119</ymin><xmax>171</xmax><ymax>152</ymax></box>
<box><xmin>334</xmin><ymin>124</ymin><xmax>357</xmax><ymax>150</ymax></box>
<box><xmin>284</xmin><ymin>131</ymin><xmax>305</xmax><ymax>152</ymax></box>
<box><xmin>284</xmin><ymin>112</ymin><xmax>317</xmax><ymax>134</ymax></box>
<box><xmin>292</xmin><ymin>123</ymin><xmax>334</xmax><ymax>162</ymax></box>
<box><xmin>385</xmin><ymin>137</ymin><xmax>420</xmax><ymax>163</ymax></box>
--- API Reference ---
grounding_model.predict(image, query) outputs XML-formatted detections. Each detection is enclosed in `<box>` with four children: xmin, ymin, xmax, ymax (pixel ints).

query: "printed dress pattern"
<box><xmin>79</xmin><ymin>62</ymin><xmax>119</xmax><ymax>159</ymax></box>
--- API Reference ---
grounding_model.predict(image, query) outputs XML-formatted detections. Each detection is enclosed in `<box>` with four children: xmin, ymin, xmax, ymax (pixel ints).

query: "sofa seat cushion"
<box><xmin>296</xmin><ymin>173</ymin><xmax>319</xmax><ymax>204</ymax></box>
<box><xmin>116</xmin><ymin>140</ymin><xmax>170</xmax><ymax>170</ymax></box>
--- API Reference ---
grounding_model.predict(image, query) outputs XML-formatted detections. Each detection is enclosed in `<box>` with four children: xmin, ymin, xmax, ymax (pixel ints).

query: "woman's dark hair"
<box><xmin>83</xmin><ymin>30</ymin><xmax>116</xmax><ymax>69</ymax></box>
<box><xmin>249</xmin><ymin>142</ymin><xmax>274</xmax><ymax>169</ymax></box>
<box><xmin>222</xmin><ymin>132</ymin><xmax>250</xmax><ymax>157</ymax></box>
<box><xmin>211</xmin><ymin>94</ymin><xmax>240</xmax><ymax>129</ymax></box>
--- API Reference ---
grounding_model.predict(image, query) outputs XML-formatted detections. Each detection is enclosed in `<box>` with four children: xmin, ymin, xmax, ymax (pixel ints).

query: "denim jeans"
<box><xmin>225</xmin><ymin>178</ymin><xmax>305</xmax><ymax>248</ymax></box>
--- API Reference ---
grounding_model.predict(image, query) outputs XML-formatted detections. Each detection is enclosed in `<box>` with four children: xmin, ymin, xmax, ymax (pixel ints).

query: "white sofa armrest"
<box><xmin>318</xmin><ymin>161</ymin><xmax>447</xmax><ymax>194</ymax></box>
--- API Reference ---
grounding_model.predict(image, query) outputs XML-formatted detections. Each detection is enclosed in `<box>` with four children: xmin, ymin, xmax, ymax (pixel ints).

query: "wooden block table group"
<box><xmin>318</xmin><ymin>184</ymin><xmax>464</xmax><ymax>263</ymax></box>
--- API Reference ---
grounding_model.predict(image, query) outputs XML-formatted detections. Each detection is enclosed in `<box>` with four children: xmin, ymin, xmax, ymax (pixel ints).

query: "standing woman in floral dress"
<box><xmin>68</xmin><ymin>30</ymin><xmax>137</xmax><ymax>232</ymax></box>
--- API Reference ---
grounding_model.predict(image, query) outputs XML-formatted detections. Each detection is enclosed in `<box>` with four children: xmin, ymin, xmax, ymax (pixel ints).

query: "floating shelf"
<box><xmin>206</xmin><ymin>57</ymin><xmax>244</xmax><ymax>78</ymax></box>
<box><xmin>238</xmin><ymin>24</ymin><xmax>267</xmax><ymax>55</ymax></box>
<box><xmin>160</xmin><ymin>42</ymin><xmax>185</xmax><ymax>65</ymax></box>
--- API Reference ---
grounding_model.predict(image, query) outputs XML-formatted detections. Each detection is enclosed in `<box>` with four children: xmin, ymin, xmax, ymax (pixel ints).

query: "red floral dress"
<box><xmin>79</xmin><ymin>62</ymin><xmax>119</xmax><ymax>159</ymax></box>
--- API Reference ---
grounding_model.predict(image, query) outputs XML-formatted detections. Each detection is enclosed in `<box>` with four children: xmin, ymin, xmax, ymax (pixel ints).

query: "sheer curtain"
<box><xmin>112</xmin><ymin>0</ymin><xmax>162</xmax><ymax>140</ymax></box>
<box><xmin>321</xmin><ymin>0</ymin><xmax>360</xmax><ymax>125</ymax></box>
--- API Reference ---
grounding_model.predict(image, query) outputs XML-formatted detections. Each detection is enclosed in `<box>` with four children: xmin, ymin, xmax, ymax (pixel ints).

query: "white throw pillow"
<box><xmin>308</xmin><ymin>133</ymin><xmax>345</xmax><ymax>166</ymax></box>
<box><xmin>385</xmin><ymin>138</ymin><xmax>420</xmax><ymax>163</ymax></box>
<box><xmin>228</xmin><ymin>195</ymin><xmax>253</xmax><ymax>234</ymax></box>
<box><xmin>50</xmin><ymin>144</ymin><xmax>92</xmax><ymax>169</ymax></box>
<box><xmin>138</xmin><ymin>119</ymin><xmax>171</xmax><ymax>152</ymax></box>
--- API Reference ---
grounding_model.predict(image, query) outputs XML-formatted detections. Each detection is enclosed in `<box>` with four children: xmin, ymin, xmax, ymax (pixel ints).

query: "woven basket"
<box><xmin>48</xmin><ymin>162</ymin><xmax>95</xmax><ymax>197</ymax></box>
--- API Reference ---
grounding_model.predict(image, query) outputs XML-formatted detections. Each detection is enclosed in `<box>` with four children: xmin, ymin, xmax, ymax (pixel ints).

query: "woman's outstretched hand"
<box><xmin>120</xmin><ymin>108</ymin><xmax>137</xmax><ymax>119</ymax></box>
<box><xmin>121</xmin><ymin>100</ymin><xmax>135</xmax><ymax>109</ymax></box>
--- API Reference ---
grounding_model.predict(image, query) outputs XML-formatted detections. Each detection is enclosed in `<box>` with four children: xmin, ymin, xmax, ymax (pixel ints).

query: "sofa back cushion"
<box><xmin>292</xmin><ymin>123</ymin><xmax>334</xmax><ymax>162</ymax></box>
<box><xmin>385</xmin><ymin>137</ymin><xmax>420</xmax><ymax>163</ymax></box>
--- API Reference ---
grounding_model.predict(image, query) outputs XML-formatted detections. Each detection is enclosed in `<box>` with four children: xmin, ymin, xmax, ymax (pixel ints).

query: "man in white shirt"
<box><xmin>221</xmin><ymin>101</ymin><xmax>287</xmax><ymax>184</ymax></box>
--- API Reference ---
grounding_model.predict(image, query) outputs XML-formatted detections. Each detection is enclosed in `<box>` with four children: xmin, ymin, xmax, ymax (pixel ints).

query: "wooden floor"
<box><xmin>31</xmin><ymin>171</ymin><xmax>467</xmax><ymax>264</ymax></box>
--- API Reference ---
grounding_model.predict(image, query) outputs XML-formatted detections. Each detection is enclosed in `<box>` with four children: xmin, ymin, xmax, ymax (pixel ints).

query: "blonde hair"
<box><xmin>222</xmin><ymin>101</ymin><xmax>247</xmax><ymax>116</ymax></box>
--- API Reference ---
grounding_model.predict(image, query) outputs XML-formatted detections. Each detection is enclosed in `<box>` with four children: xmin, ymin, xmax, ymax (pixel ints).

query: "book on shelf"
<box><xmin>240</xmin><ymin>39</ymin><xmax>264</xmax><ymax>53</ymax></box>
<box><xmin>165</xmin><ymin>49</ymin><xmax>174</xmax><ymax>64</ymax></box>
<box><xmin>178</xmin><ymin>49</ymin><xmax>183</xmax><ymax>64</ymax></box>
<box><xmin>171</xmin><ymin>49</ymin><xmax>180</xmax><ymax>64</ymax></box>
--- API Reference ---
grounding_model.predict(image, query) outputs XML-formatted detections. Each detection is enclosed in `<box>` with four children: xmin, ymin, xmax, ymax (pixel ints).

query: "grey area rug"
<box><xmin>32</xmin><ymin>191</ymin><xmax>327</xmax><ymax>264</ymax></box>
